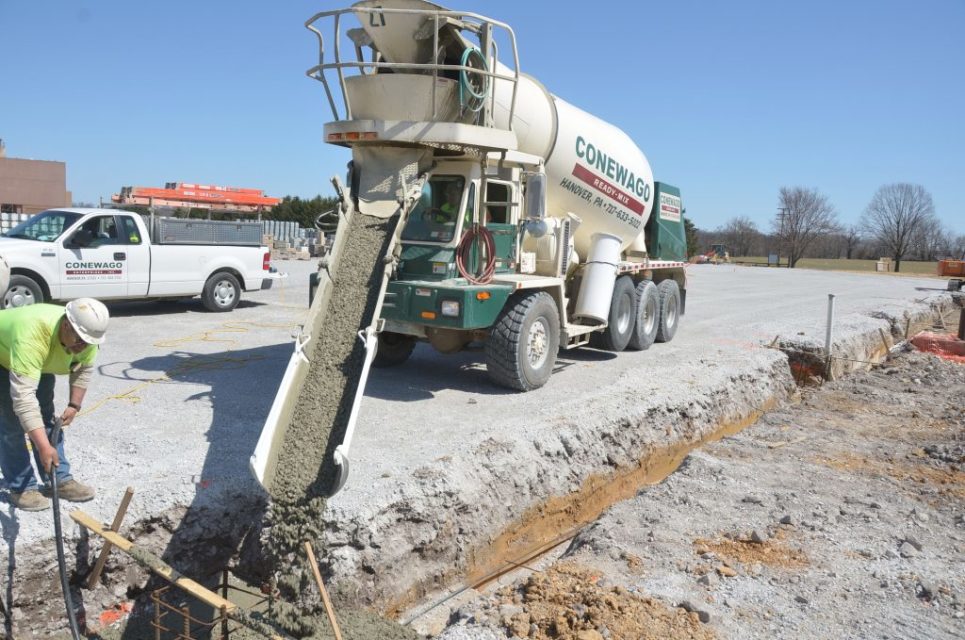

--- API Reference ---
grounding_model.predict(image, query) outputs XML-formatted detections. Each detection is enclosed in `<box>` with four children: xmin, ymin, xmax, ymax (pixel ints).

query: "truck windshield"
<box><xmin>3</xmin><ymin>210</ymin><xmax>83</xmax><ymax>242</ymax></box>
<box><xmin>401</xmin><ymin>176</ymin><xmax>465</xmax><ymax>244</ymax></box>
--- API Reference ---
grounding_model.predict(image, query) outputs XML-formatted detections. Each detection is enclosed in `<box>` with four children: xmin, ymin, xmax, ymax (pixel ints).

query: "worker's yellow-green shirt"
<box><xmin>0</xmin><ymin>304</ymin><xmax>98</xmax><ymax>378</ymax></box>
<box><xmin>0</xmin><ymin>304</ymin><xmax>99</xmax><ymax>432</ymax></box>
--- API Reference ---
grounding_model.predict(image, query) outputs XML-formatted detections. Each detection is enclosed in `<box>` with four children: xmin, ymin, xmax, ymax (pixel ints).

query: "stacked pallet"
<box><xmin>0</xmin><ymin>212</ymin><xmax>32</xmax><ymax>235</ymax></box>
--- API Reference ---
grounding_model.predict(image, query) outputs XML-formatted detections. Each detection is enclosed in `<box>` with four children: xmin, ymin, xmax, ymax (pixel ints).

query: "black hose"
<box><xmin>49</xmin><ymin>419</ymin><xmax>82</xmax><ymax>640</ymax></box>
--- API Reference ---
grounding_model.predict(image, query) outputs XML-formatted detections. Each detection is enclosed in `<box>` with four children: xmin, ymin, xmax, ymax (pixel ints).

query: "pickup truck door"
<box><xmin>116</xmin><ymin>214</ymin><xmax>151</xmax><ymax>295</ymax></box>
<box><xmin>58</xmin><ymin>214</ymin><xmax>130</xmax><ymax>299</ymax></box>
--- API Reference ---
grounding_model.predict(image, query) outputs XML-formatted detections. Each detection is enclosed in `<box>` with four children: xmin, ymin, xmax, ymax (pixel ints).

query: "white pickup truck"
<box><xmin>0</xmin><ymin>208</ymin><xmax>278</xmax><ymax>311</ymax></box>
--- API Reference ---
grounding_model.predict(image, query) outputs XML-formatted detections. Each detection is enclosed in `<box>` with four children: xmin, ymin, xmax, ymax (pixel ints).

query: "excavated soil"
<box><xmin>491</xmin><ymin>562</ymin><xmax>715</xmax><ymax>640</ymax></box>
<box><xmin>439</xmin><ymin>344</ymin><xmax>965</xmax><ymax>639</ymax></box>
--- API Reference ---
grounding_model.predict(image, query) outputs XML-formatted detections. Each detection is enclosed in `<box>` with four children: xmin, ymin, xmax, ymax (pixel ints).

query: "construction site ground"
<box><xmin>1</xmin><ymin>261</ymin><xmax>960</xmax><ymax>639</ymax></box>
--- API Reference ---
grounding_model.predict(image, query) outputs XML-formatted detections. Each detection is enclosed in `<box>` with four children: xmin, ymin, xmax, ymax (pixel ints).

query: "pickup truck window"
<box><xmin>4</xmin><ymin>210</ymin><xmax>82</xmax><ymax>242</ymax></box>
<box><xmin>118</xmin><ymin>215</ymin><xmax>142</xmax><ymax>244</ymax></box>
<box><xmin>76</xmin><ymin>215</ymin><xmax>122</xmax><ymax>247</ymax></box>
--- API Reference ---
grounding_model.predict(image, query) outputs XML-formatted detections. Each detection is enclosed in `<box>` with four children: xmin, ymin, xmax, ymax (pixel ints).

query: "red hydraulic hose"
<box><xmin>456</xmin><ymin>224</ymin><xmax>496</xmax><ymax>285</ymax></box>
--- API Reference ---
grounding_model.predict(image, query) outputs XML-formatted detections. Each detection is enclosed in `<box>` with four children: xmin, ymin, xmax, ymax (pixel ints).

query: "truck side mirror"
<box><xmin>68</xmin><ymin>229</ymin><xmax>94</xmax><ymax>248</ymax></box>
<box><xmin>524</xmin><ymin>172</ymin><xmax>547</xmax><ymax>220</ymax></box>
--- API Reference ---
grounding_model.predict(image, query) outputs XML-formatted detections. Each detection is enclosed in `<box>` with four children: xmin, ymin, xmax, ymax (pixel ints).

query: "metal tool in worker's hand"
<box><xmin>49</xmin><ymin>417</ymin><xmax>82</xmax><ymax>640</ymax></box>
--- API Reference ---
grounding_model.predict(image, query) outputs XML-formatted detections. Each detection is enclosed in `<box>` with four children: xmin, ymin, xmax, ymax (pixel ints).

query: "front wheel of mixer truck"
<box><xmin>373</xmin><ymin>332</ymin><xmax>416</xmax><ymax>368</ymax></box>
<box><xmin>486</xmin><ymin>291</ymin><xmax>560</xmax><ymax>392</ymax></box>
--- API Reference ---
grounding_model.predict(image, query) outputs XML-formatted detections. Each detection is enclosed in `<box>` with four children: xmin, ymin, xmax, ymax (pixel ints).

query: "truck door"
<box><xmin>58</xmin><ymin>214</ymin><xmax>130</xmax><ymax>299</ymax></box>
<box><xmin>484</xmin><ymin>181</ymin><xmax>518</xmax><ymax>274</ymax></box>
<box><xmin>116</xmin><ymin>214</ymin><xmax>150</xmax><ymax>295</ymax></box>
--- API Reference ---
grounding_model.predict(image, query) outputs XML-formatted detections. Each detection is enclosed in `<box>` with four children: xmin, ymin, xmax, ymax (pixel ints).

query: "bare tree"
<box><xmin>773</xmin><ymin>187</ymin><xmax>839</xmax><ymax>268</ymax></box>
<box><xmin>844</xmin><ymin>225</ymin><xmax>863</xmax><ymax>260</ymax></box>
<box><xmin>950</xmin><ymin>234</ymin><xmax>965</xmax><ymax>260</ymax></box>
<box><xmin>859</xmin><ymin>183</ymin><xmax>936</xmax><ymax>272</ymax></box>
<box><xmin>721</xmin><ymin>216</ymin><xmax>761</xmax><ymax>257</ymax></box>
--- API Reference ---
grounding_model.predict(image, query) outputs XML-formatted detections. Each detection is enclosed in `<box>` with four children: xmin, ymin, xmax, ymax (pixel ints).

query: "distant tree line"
<box><xmin>692</xmin><ymin>183</ymin><xmax>963</xmax><ymax>272</ymax></box>
<box><xmin>265</xmin><ymin>195</ymin><xmax>340</xmax><ymax>229</ymax></box>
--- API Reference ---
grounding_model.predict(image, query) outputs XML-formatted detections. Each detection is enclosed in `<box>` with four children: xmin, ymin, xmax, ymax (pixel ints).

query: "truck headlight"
<box><xmin>441</xmin><ymin>300</ymin><xmax>460</xmax><ymax>317</ymax></box>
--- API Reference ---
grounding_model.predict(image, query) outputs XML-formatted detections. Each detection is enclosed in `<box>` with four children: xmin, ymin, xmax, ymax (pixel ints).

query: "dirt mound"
<box><xmin>692</xmin><ymin>529</ymin><xmax>808</xmax><ymax>572</ymax></box>
<box><xmin>484</xmin><ymin>562</ymin><xmax>715</xmax><ymax>640</ymax></box>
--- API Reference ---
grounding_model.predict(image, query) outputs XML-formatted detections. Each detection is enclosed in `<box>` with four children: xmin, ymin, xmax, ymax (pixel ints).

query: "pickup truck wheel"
<box><xmin>627</xmin><ymin>280</ymin><xmax>659</xmax><ymax>351</ymax></box>
<box><xmin>592</xmin><ymin>275</ymin><xmax>635</xmax><ymax>352</ymax></box>
<box><xmin>202</xmin><ymin>272</ymin><xmax>240</xmax><ymax>312</ymax></box>
<box><xmin>486</xmin><ymin>291</ymin><xmax>560</xmax><ymax>391</ymax></box>
<box><xmin>655</xmin><ymin>279</ymin><xmax>681</xmax><ymax>343</ymax></box>
<box><xmin>4</xmin><ymin>275</ymin><xmax>44</xmax><ymax>308</ymax></box>
<box><xmin>373</xmin><ymin>332</ymin><xmax>416</xmax><ymax>368</ymax></box>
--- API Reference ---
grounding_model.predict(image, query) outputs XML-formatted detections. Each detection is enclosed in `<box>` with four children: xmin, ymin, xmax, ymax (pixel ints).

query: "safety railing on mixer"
<box><xmin>304</xmin><ymin>5</ymin><xmax>520</xmax><ymax>128</ymax></box>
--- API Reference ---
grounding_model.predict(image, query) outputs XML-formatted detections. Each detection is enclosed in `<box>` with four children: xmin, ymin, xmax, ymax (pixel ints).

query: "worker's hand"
<box><xmin>60</xmin><ymin>405</ymin><xmax>78</xmax><ymax>427</ymax></box>
<box><xmin>38</xmin><ymin>442</ymin><xmax>60</xmax><ymax>474</ymax></box>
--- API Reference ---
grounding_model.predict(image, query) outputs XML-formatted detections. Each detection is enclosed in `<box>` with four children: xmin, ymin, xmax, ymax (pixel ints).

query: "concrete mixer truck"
<box><xmin>250</xmin><ymin>0</ymin><xmax>688</xmax><ymax>497</ymax></box>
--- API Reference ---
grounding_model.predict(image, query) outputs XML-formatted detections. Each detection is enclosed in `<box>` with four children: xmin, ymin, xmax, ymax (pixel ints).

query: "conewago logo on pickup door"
<box><xmin>64</xmin><ymin>261</ymin><xmax>124</xmax><ymax>281</ymax></box>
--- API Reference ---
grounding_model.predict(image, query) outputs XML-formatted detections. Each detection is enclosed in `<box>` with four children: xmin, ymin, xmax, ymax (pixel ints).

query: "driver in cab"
<box><xmin>431</xmin><ymin>183</ymin><xmax>462</xmax><ymax>224</ymax></box>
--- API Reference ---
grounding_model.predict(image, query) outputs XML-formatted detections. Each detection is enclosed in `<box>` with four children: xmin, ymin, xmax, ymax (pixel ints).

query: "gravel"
<box><xmin>1</xmin><ymin>262</ymin><xmax>956</xmax><ymax>638</ymax></box>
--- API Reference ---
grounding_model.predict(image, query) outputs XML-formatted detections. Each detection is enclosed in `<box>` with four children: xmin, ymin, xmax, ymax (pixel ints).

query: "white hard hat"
<box><xmin>65</xmin><ymin>298</ymin><xmax>109</xmax><ymax>345</ymax></box>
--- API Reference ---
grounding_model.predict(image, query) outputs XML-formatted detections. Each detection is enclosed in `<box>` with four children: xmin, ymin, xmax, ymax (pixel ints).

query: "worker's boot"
<box><xmin>42</xmin><ymin>479</ymin><xmax>95</xmax><ymax>502</ymax></box>
<box><xmin>9</xmin><ymin>489</ymin><xmax>51</xmax><ymax>512</ymax></box>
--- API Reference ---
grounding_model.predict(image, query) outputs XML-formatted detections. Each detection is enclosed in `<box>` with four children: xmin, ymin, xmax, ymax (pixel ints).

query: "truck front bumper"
<box><xmin>381</xmin><ymin>280</ymin><xmax>513</xmax><ymax>330</ymax></box>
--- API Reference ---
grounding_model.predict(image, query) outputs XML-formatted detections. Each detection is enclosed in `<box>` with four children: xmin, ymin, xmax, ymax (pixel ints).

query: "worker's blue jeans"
<box><xmin>0</xmin><ymin>369</ymin><xmax>72</xmax><ymax>494</ymax></box>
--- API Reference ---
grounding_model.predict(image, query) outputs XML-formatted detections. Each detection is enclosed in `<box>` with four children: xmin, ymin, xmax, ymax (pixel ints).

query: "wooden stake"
<box><xmin>878</xmin><ymin>328</ymin><xmax>891</xmax><ymax>353</ymax></box>
<box><xmin>304</xmin><ymin>542</ymin><xmax>344</xmax><ymax>640</ymax></box>
<box><xmin>87</xmin><ymin>487</ymin><xmax>134</xmax><ymax>588</ymax></box>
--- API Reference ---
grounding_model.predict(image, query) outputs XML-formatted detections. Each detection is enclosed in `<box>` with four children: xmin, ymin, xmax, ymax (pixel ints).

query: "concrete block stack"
<box><xmin>261</xmin><ymin>221</ymin><xmax>322</xmax><ymax>260</ymax></box>
<box><xmin>0</xmin><ymin>212</ymin><xmax>32</xmax><ymax>235</ymax></box>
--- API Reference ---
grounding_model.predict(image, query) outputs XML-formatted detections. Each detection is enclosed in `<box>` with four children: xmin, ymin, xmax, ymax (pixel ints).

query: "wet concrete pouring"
<box><xmin>4</xmin><ymin>268</ymin><xmax>962</xmax><ymax>639</ymax></box>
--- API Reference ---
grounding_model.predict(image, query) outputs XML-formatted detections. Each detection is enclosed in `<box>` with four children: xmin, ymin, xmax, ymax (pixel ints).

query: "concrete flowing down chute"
<box><xmin>250</xmin><ymin>147</ymin><xmax>429</xmax><ymax>500</ymax></box>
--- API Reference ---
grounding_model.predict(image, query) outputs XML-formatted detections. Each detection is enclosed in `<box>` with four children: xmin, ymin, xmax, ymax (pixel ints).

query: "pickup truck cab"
<box><xmin>0</xmin><ymin>208</ymin><xmax>276</xmax><ymax>311</ymax></box>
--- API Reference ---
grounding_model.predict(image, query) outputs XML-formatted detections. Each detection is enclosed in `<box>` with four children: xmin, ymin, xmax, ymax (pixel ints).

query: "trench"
<box><xmin>391</xmin><ymin>297</ymin><xmax>954</xmax><ymax>625</ymax></box>
<box><xmin>392</xmin><ymin>400</ymin><xmax>778</xmax><ymax>623</ymax></box>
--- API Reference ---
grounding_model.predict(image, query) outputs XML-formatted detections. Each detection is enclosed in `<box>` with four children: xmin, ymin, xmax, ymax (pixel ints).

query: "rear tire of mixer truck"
<box><xmin>655</xmin><ymin>279</ymin><xmax>681</xmax><ymax>343</ymax></box>
<box><xmin>485</xmin><ymin>291</ymin><xmax>561</xmax><ymax>392</ymax></box>
<box><xmin>591</xmin><ymin>275</ymin><xmax>636</xmax><ymax>352</ymax></box>
<box><xmin>627</xmin><ymin>280</ymin><xmax>660</xmax><ymax>351</ymax></box>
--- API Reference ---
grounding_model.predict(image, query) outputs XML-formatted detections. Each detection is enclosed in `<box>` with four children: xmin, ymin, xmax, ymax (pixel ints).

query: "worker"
<box><xmin>0</xmin><ymin>298</ymin><xmax>109</xmax><ymax>511</ymax></box>
<box><xmin>430</xmin><ymin>182</ymin><xmax>462</xmax><ymax>224</ymax></box>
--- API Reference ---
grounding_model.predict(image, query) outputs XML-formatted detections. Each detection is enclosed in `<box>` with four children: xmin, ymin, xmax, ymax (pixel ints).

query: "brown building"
<box><xmin>0</xmin><ymin>140</ymin><xmax>72</xmax><ymax>214</ymax></box>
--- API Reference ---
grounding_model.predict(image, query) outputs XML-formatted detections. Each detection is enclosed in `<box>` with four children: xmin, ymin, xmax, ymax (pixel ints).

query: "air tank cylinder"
<box><xmin>573</xmin><ymin>232</ymin><xmax>622</xmax><ymax>323</ymax></box>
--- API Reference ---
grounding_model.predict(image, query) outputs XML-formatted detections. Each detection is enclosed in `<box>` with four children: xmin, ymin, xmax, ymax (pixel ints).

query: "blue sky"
<box><xmin>1</xmin><ymin>0</ymin><xmax>962</xmax><ymax>233</ymax></box>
